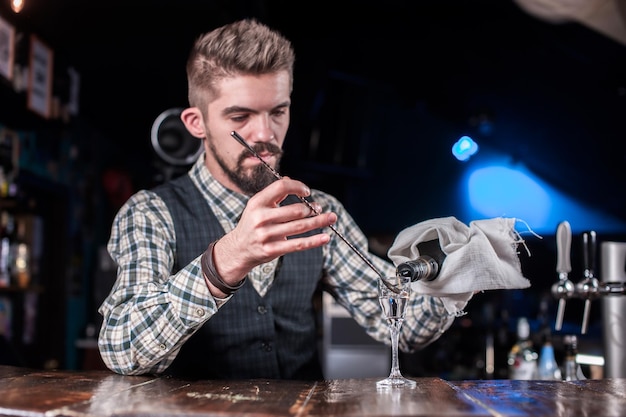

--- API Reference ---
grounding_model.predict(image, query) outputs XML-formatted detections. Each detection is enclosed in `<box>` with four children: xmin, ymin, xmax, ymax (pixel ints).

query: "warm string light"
<box><xmin>10</xmin><ymin>0</ymin><xmax>24</xmax><ymax>13</ymax></box>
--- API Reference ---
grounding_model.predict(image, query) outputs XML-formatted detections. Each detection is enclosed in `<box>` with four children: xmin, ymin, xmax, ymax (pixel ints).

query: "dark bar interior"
<box><xmin>0</xmin><ymin>1</ymin><xmax>625</xmax><ymax>414</ymax></box>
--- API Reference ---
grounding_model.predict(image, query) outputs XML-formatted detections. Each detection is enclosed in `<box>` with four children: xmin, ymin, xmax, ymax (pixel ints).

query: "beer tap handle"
<box><xmin>552</xmin><ymin>221</ymin><xmax>574</xmax><ymax>331</ymax></box>
<box><xmin>578</xmin><ymin>230</ymin><xmax>600</xmax><ymax>334</ymax></box>
<box><xmin>582</xmin><ymin>231</ymin><xmax>596</xmax><ymax>279</ymax></box>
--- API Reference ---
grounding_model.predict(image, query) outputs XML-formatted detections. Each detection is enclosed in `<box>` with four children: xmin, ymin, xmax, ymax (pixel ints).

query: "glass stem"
<box><xmin>388</xmin><ymin>319</ymin><xmax>403</xmax><ymax>378</ymax></box>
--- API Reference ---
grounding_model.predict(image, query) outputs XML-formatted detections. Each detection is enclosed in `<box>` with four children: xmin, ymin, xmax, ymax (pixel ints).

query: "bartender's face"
<box><xmin>201</xmin><ymin>71</ymin><xmax>291</xmax><ymax>195</ymax></box>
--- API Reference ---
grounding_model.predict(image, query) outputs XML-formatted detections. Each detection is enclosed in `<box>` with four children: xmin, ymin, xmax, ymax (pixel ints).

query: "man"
<box><xmin>98</xmin><ymin>18</ymin><xmax>462</xmax><ymax>380</ymax></box>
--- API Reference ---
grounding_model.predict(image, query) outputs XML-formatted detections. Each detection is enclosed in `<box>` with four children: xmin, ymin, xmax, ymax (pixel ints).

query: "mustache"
<box><xmin>238</xmin><ymin>142</ymin><xmax>283</xmax><ymax>165</ymax></box>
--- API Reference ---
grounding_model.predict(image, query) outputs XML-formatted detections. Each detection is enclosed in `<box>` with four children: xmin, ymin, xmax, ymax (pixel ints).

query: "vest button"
<box><xmin>257</xmin><ymin>305</ymin><xmax>267</xmax><ymax>315</ymax></box>
<box><xmin>261</xmin><ymin>342</ymin><xmax>272</xmax><ymax>352</ymax></box>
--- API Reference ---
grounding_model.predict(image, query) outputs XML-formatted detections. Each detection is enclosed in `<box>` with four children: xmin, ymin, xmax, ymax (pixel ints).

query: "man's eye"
<box><xmin>231</xmin><ymin>115</ymin><xmax>248</xmax><ymax>122</ymax></box>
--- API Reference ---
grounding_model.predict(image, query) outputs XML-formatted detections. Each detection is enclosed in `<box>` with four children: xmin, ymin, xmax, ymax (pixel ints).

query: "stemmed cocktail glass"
<box><xmin>377</xmin><ymin>275</ymin><xmax>416</xmax><ymax>389</ymax></box>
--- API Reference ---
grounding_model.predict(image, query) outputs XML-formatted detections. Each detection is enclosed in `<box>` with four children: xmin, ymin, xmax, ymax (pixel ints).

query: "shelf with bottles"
<box><xmin>0</xmin><ymin>190</ymin><xmax>52</xmax><ymax>368</ymax></box>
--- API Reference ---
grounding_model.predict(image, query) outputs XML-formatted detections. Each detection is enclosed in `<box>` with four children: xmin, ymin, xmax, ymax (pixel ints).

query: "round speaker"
<box><xmin>151</xmin><ymin>108</ymin><xmax>203</xmax><ymax>166</ymax></box>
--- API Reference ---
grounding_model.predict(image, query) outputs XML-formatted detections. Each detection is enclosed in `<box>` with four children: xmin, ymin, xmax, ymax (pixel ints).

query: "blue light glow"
<box><xmin>462</xmin><ymin>158</ymin><xmax>626</xmax><ymax>234</ymax></box>
<box><xmin>468</xmin><ymin>165</ymin><xmax>550</xmax><ymax>226</ymax></box>
<box><xmin>452</xmin><ymin>136</ymin><xmax>479</xmax><ymax>161</ymax></box>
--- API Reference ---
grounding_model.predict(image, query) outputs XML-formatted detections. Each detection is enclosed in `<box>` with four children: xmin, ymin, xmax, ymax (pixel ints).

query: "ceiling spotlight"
<box><xmin>10</xmin><ymin>0</ymin><xmax>24</xmax><ymax>13</ymax></box>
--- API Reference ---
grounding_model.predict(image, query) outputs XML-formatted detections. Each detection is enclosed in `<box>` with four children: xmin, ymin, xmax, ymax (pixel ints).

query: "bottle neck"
<box><xmin>396</xmin><ymin>256</ymin><xmax>439</xmax><ymax>281</ymax></box>
<box><xmin>395</xmin><ymin>239</ymin><xmax>446</xmax><ymax>282</ymax></box>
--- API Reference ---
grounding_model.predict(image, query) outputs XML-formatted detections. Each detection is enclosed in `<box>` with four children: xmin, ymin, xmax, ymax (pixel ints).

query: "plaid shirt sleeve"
<box><xmin>97</xmin><ymin>190</ymin><xmax>221</xmax><ymax>375</ymax></box>
<box><xmin>312</xmin><ymin>190</ymin><xmax>456</xmax><ymax>353</ymax></box>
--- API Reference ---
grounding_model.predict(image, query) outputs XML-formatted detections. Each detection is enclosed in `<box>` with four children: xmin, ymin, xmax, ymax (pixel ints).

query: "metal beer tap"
<box><xmin>576</xmin><ymin>231</ymin><xmax>601</xmax><ymax>334</ymax></box>
<box><xmin>550</xmin><ymin>224</ymin><xmax>626</xmax><ymax>376</ymax></box>
<box><xmin>551</xmin><ymin>221</ymin><xmax>574</xmax><ymax>331</ymax></box>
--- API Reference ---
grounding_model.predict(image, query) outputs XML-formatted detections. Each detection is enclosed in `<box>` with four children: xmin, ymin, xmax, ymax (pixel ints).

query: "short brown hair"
<box><xmin>186</xmin><ymin>19</ymin><xmax>295</xmax><ymax>111</ymax></box>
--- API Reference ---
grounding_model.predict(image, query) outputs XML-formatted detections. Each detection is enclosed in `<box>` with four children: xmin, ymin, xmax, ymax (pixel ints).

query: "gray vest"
<box><xmin>153</xmin><ymin>175</ymin><xmax>324</xmax><ymax>380</ymax></box>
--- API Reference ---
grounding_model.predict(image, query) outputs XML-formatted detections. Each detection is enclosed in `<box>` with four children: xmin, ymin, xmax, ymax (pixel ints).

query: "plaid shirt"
<box><xmin>98</xmin><ymin>155</ymin><xmax>455</xmax><ymax>375</ymax></box>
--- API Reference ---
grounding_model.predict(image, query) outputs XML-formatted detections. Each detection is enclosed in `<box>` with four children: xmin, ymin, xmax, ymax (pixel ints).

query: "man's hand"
<box><xmin>210</xmin><ymin>177</ymin><xmax>337</xmax><ymax>287</ymax></box>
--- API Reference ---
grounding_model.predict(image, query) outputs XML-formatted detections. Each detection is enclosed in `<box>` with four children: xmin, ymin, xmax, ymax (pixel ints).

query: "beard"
<box><xmin>208</xmin><ymin>137</ymin><xmax>284</xmax><ymax>196</ymax></box>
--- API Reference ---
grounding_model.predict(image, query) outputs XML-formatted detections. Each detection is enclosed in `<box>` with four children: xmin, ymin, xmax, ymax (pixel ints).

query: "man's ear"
<box><xmin>180</xmin><ymin>107</ymin><xmax>206</xmax><ymax>138</ymax></box>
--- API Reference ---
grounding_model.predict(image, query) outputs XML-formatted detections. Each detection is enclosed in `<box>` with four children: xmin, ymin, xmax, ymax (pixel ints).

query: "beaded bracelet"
<box><xmin>201</xmin><ymin>241</ymin><xmax>246</xmax><ymax>296</ymax></box>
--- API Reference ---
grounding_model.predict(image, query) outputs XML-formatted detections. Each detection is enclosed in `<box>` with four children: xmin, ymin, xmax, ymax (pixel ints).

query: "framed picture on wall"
<box><xmin>27</xmin><ymin>35</ymin><xmax>54</xmax><ymax>119</ymax></box>
<box><xmin>0</xmin><ymin>15</ymin><xmax>15</xmax><ymax>81</ymax></box>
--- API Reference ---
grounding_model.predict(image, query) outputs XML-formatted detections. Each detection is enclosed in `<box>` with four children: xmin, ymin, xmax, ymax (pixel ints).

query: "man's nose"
<box><xmin>251</xmin><ymin>116</ymin><xmax>276</xmax><ymax>143</ymax></box>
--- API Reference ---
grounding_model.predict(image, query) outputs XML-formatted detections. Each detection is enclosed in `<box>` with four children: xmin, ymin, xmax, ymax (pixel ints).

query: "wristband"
<box><xmin>201</xmin><ymin>241</ymin><xmax>246</xmax><ymax>295</ymax></box>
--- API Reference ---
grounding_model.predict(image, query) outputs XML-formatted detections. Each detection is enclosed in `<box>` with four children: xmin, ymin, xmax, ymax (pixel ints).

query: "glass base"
<box><xmin>376</xmin><ymin>376</ymin><xmax>417</xmax><ymax>389</ymax></box>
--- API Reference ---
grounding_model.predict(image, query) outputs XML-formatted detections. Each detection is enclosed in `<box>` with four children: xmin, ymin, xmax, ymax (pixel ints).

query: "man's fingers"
<box><xmin>249</xmin><ymin>177</ymin><xmax>310</xmax><ymax>208</ymax></box>
<box><xmin>263</xmin><ymin>232</ymin><xmax>332</xmax><ymax>254</ymax></box>
<box><xmin>265</xmin><ymin>211</ymin><xmax>337</xmax><ymax>240</ymax></box>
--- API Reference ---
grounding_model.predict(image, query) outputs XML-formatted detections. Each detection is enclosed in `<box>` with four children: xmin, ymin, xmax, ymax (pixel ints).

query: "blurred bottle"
<box><xmin>10</xmin><ymin>217</ymin><xmax>30</xmax><ymax>288</ymax></box>
<box><xmin>563</xmin><ymin>334</ymin><xmax>586</xmax><ymax>381</ymax></box>
<box><xmin>0</xmin><ymin>168</ymin><xmax>8</xmax><ymax>198</ymax></box>
<box><xmin>0</xmin><ymin>211</ymin><xmax>11</xmax><ymax>287</ymax></box>
<box><xmin>508</xmin><ymin>317</ymin><xmax>538</xmax><ymax>379</ymax></box>
<box><xmin>537</xmin><ymin>329</ymin><xmax>562</xmax><ymax>380</ymax></box>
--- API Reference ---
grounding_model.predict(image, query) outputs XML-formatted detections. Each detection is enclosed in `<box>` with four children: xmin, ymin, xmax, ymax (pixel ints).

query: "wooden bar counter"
<box><xmin>1</xmin><ymin>365</ymin><xmax>626</xmax><ymax>416</ymax></box>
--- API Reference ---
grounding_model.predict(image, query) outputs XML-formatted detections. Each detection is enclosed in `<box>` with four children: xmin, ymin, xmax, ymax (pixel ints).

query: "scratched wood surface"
<box><xmin>449</xmin><ymin>378</ymin><xmax>626</xmax><ymax>417</ymax></box>
<box><xmin>297</xmin><ymin>378</ymin><xmax>490</xmax><ymax>416</ymax></box>
<box><xmin>57</xmin><ymin>377</ymin><xmax>315</xmax><ymax>417</ymax></box>
<box><xmin>0</xmin><ymin>366</ymin><xmax>154</xmax><ymax>416</ymax></box>
<box><xmin>2</xmin><ymin>365</ymin><xmax>626</xmax><ymax>416</ymax></box>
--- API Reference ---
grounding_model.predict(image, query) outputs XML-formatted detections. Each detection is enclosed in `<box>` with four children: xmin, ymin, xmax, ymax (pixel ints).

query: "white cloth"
<box><xmin>387</xmin><ymin>216</ymin><xmax>532</xmax><ymax>315</ymax></box>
